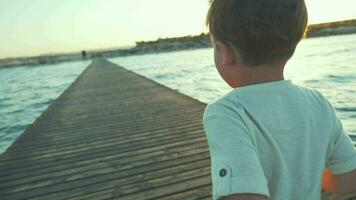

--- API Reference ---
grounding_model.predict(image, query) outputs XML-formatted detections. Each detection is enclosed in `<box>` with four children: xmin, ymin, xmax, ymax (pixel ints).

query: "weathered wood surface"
<box><xmin>1</xmin><ymin>58</ymin><xmax>355</xmax><ymax>200</ymax></box>
<box><xmin>0</xmin><ymin>59</ymin><xmax>212</xmax><ymax>200</ymax></box>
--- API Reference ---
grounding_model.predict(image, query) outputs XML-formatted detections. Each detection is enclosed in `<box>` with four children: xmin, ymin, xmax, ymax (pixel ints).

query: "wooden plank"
<box><xmin>157</xmin><ymin>185</ymin><xmax>211</xmax><ymax>200</ymax></box>
<box><xmin>0</xmin><ymin>143</ymin><xmax>207</xmax><ymax>189</ymax></box>
<box><xmin>0</xmin><ymin>120</ymin><xmax>204</xmax><ymax>164</ymax></box>
<box><xmin>1</xmin><ymin>144</ymin><xmax>209</xmax><ymax>190</ymax></box>
<box><xmin>0</xmin><ymin>59</ymin><xmax>212</xmax><ymax>200</ymax></box>
<box><xmin>30</xmin><ymin>159</ymin><xmax>210</xmax><ymax>200</ymax></box>
<box><xmin>0</xmin><ymin>131</ymin><xmax>206</xmax><ymax>178</ymax></box>
<box><xmin>0</xmin><ymin>154</ymin><xmax>210</xmax><ymax>199</ymax></box>
<box><xmin>113</xmin><ymin>176</ymin><xmax>211</xmax><ymax>200</ymax></box>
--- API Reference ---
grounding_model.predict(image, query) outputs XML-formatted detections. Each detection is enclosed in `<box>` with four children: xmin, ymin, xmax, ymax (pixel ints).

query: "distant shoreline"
<box><xmin>307</xmin><ymin>19</ymin><xmax>356</xmax><ymax>38</ymax></box>
<box><xmin>1</xmin><ymin>19</ymin><xmax>356</xmax><ymax>70</ymax></box>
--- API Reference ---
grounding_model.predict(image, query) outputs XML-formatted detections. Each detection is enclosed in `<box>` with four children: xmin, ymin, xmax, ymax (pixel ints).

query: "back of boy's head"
<box><xmin>207</xmin><ymin>0</ymin><xmax>308</xmax><ymax>67</ymax></box>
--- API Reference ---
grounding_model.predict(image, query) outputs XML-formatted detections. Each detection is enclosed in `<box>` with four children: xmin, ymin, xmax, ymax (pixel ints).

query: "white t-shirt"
<box><xmin>203</xmin><ymin>80</ymin><xmax>356</xmax><ymax>200</ymax></box>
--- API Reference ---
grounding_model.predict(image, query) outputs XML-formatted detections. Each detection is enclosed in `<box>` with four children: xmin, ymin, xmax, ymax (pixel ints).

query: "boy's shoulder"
<box><xmin>293</xmin><ymin>84</ymin><xmax>336</xmax><ymax>113</ymax></box>
<box><xmin>204</xmin><ymin>81</ymin><xmax>336</xmax><ymax>122</ymax></box>
<box><xmin>293</xmin><ymin>83</ymin><xmax>327</xmax><ymax>99</ymax></box>
<box><xmin>203</xmin><ymin>91</ymin><xmax>245</xmax><ymax>124</ymax></box>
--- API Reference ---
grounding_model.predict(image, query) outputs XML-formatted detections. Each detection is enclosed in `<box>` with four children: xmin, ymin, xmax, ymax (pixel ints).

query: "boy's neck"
<box><xmin>234</xmin><ymin>63</ymin><xmax>285</xmax><ymax>88</ymax></box>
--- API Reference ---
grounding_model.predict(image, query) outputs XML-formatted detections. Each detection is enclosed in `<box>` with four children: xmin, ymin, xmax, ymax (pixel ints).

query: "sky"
<box><xmin>0</xmin><ymin>0</ymin><xmax>356</xmax><ymax>59</ymax></box>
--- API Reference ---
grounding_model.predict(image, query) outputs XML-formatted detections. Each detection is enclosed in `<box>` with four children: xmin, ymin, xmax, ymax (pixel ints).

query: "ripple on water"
<box><xmin>349</xmin><ymin>135</ymin><xmax>356</xmax><ymax>141</ymax></box>
<box><xmin>335</xmin><ymin>107</ymin><xmax>356</xmax><ymax>112</ymax></box>
<box><xmin>0</xmin><ymin>60</ymin><xmax>89</xmax><ymax>154</ymax></box>
<box><xmin>325</xmin><ymin>75</ymin><xmax>356</xmax><ymax>83</ymax></box>
<box><xmin>0</xmin><ymin>124</ymin><xmax>28</xmax><ymax>139</ymax></box>
<box><xmin>304</xmin><ymin>79</ymin><xmax>320</xmax><ymax>83</ymax></box>
<box><xmin>31</xmin><ymin>98</ymin><xmax>54</xmax><ymax>109</ymax></box>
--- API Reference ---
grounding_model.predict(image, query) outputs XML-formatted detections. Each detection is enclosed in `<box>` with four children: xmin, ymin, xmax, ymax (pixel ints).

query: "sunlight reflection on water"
<box><xmin>0</xmin><ymin>34</ymin><xmax>355</xmax><ymax>154</ymax></box>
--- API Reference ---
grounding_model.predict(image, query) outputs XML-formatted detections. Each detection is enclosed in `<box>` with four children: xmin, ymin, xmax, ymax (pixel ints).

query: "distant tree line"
<box><xmin>1</xmin><ymin>19</ymin><xmax>355</xmax><ymax>69</ymax></box>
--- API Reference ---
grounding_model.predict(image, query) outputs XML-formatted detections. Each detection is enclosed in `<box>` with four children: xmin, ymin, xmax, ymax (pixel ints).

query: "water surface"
<box><xmin>1</xmin><ymin>34</ymin><xmax>355</xmax><ymax>154</ymax></box>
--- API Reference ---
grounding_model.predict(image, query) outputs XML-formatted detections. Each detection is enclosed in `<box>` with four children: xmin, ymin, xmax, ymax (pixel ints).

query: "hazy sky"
<box><xmin>1</xmin><ymin>0</ymin><xmax>356</xmax><ymax>58</ymax></box>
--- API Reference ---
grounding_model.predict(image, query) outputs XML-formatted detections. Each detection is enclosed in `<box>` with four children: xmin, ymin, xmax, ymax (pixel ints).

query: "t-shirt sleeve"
<box><xmin>326</xmin><ymin>116</ymin><xmax>356</xmax><ymax>174</ymax></box>
<box><xmin>203</xmin><ymin>103</ymin><xmax>270</xmax><ymax>200</ymax></box>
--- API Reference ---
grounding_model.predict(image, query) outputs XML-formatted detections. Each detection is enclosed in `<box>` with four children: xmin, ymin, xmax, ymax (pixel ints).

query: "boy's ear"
<box><xmin>215</xmin><ymin>41</ymin><xmax>235</xmax><ymax>65</ymax></box>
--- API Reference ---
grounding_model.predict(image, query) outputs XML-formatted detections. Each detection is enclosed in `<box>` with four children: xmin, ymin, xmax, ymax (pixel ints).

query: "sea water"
<box><xmin>0</xmin><ymin>61</ymin><xmax>90</xmax><ymax>153</ymax></box>
<box><xmin>1</xmin><ymin>34</ymin><xmax>355</xmax><ymax>154</ymax></box>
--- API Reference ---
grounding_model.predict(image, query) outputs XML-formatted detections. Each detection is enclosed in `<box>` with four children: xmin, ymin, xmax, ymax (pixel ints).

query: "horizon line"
<box><xmin>1</xmin><ymin>18</ymin><xmax>355</xmax><ymax>60</ymax></box>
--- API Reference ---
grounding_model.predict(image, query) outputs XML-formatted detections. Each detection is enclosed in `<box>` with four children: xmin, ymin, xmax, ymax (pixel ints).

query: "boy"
<box><xmin>202</xmin><ymin>0</ymin><xmax>356</xmax><ymax>200</ymax></box>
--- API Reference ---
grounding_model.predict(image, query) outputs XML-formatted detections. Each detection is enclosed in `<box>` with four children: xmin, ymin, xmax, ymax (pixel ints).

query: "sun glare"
<box><xmin>0</xmin><ymin>0</ymin><xmax>355</xmax><ymax>58</ymax></box>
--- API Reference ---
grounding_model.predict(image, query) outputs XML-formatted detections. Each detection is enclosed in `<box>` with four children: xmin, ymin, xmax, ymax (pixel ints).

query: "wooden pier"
<box><xmin>1</xmin><ymin>59</ymin><xmax>355</xmax><ymax>200</ymax></box>
<box><xmin>0</xmin><ymin>59</ymin><xmax>212</xmax><ymax>200</ymax></box>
